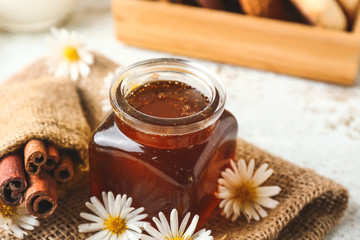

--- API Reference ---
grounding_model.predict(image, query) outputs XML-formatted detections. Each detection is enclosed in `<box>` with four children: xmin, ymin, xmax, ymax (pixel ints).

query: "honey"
<box><xmin>89</xmin><ymin>59</ymin><xmax>238</xmax><ymax>226</ymax></box>
<box><xmin>126</xmin><ymin>81</ymin><xmax>209</xmax><ymax>118</ymax></box>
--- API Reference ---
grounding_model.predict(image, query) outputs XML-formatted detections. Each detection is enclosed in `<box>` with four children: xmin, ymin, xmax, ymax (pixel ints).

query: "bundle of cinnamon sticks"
<box><xmin>0</xmin><ymin>139</ymin><xmax>75</xmax><ymax>218</ymax></box>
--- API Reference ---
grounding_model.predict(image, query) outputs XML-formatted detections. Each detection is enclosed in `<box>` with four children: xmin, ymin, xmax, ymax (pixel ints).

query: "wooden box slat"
<box><xmin>112</xmin><ymin>0</ymin><xmax>360</xmax><ymax>85</ymax></box>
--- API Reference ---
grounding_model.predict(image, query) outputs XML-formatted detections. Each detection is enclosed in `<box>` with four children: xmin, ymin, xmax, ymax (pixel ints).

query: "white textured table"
<box><xmin>0</xmin><ymin>0</ymin><xmax>359</xmax><ymax>239</ymax></box>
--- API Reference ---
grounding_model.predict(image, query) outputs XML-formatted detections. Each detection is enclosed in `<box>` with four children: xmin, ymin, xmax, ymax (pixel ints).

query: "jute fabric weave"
<box><xmin>0</xmin><ymin>77</ymin><xmax>92</xmax><ymax>198</ymax></box>
<box><xmin>0</xmin><ymin>54</ymin><xmax>348</xmax><ymax>239</ymax></box>
<box><xmin>4</xmin><ymin>52</ymin><xmax>119</xmax><ymax>129</ymax></box>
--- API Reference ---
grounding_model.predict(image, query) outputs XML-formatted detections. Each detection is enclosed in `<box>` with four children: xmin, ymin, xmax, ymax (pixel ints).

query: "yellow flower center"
<box><xmin>63</xmin><ymin>46</ymin><xmax>80</xmax><ymax>62</ymax></box>
<box><xmin>103</xmin><ymin>216</ymin><xmax>127</xmax><ymax>234</ymax></box>
<box><xmin>0</xmin><ymin>202</ymin><xmax>18</xmax><ymax>218</ymax></box>
<box><xmin>165</xmin><ymin>235</ymin><xmax>191</xmax><ymax>240</ymax></box>
<box><xmin>233</xmin><ymin>182</ymin><xmax>257</xmax><ymax>204</ymax></box>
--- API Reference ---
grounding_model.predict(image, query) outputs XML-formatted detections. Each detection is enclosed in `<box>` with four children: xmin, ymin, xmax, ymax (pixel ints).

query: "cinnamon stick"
<box><xmin>25</xmin><ymin>171</ymin><xmax>58</xmax><ymax>218</ymax></box>
<box><xmin>24</xmin><ymin>139</ymin><xmax>47</xmax><ymax>174</ymax></box>
<box><xmin>0</xmin><ymin>153</ymin><xmax>27</xmax><ymax>206</ymax></box>
<box><xmin>43</xmin><ymin>143</ymin><xmax>60</xmax><ymax>171</ymax></box>
<box><xmin>53</xmin><ymin>152</ymin><xmax>74</xmax><ymax>183</ymax></box>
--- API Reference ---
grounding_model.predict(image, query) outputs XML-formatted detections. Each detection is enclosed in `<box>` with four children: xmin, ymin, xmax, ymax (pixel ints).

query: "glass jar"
<box><xmin>89</xmin><ymin>58</ymin><xmax>238</xmax><ymax>226</ymax></box>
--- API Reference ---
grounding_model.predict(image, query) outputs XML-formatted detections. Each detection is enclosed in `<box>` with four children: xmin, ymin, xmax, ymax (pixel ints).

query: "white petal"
<box><xmin>70</xmin><ymin>63</ymin><xmax>79</xmax><ymax>81</ymax></box>
<box><xmin>8</xmin><ymin>223</ymin><xmax>26</xmax><ymax>239</ymax></box>
<box><xmin>87</xmin><ymin>230</ymin><xmax>110</xmax><ymax>240</ymax></box>
<box><xmin>126</xmin><ymin>230</ymin><xmax>141</xmax><ymax>240</ymax></box>
<box><xmin>126</xmin><ymin>207</ymin><xmax>145</xmax><ymax>221</ymax></box>
<box><xmin>219</xmin><ymin>199</ymin><xmax>227</xmax><ymax>209</ymax></box>
<box><xmin>159</xmin><ymin>211</ymin><xmax>172</xmax><ymax>237</ymax></box>
<box><xmin>144</xmin><ymin>223</ymin><xmax>164</xmax><ymax>239</ymax></box>
<box><xmin>119</xmin><ymin>195</ymin><xmax>127</xmax><ymax>214</ymax></box>
<box><xmin>109</xmin><ymin>233</ymin><xmax>117</xmax><ymax>240</ymax></box>
<box><xmin>239</xmin><ymin>160</ymin><xmax>249</xmax><ymax>181</ymax></box>
<box><xmin>244</xmin><ymin>203</ymin><xmax>259</xmax><ymax>221</ymax></box>
<box><xmin>80</xmin><ymin>212</ymin><xmax>103</xmax><ymax>223</ymax></box>
<box><xmin>152</xmin><ymin>214</ymin><xmax>170</xmax><ymax>237</ymax></box>
<box><xmin>59</xmin><ymin>28</ymin><xmax>69</xmax><ymax>40</ymax></box>
<box><xmin>193</xmin><ymin>229</ymin><xmax>213</xmax><ymax>240</ymax></box>
<box><xmin>231</xmin><ymin>213</ymin><xmax>238</xmax><ymax>222</ymax></box>
<box><xmin>89</xmin><ymin>196</ymin><xmax>109</xmax><ymax>219</ymax></box>
<box><xmin>223</xmin><ymin>199</ymin><xmax>233</xmax><ymax>214</ymax></box>
<box><xmin>246</xmin><ymin>159</ymin><xmax>255</xmax><ymax>180</ymax></box>
<box><xmin>140</xmin><ymin>234</ymin><xmax>156</xmax><ymax>240</ymax></box>
<box><xmin>120</xmin><ymin>232</ymin><xmax>129</xmax><ymax>240</ymax></box>
<box><xmin>218</xmin><ymin>178</ymin><xmax>233</xmax><ymax>189</ymax></box>
<box><xmin>17</xmin><ymin>221</ymin><xmax>35</xmax><ymax>231</ymax></box>
<box><xmin>126</xmin><ymin>223</ymin><xmax>142</xmax><ymax>233</ymax></box>
<box><xmin>178</xmin><ymin>212</ymin><xmax>190</xmax><ymax>235</ymax></box>
<box><xmin>54</xmin><ymin>61</ymin><xmax>69</xmax><ymax>78</ymax></box>
<box><xmin>253</xmin><ymin>203</ymin><xmax>268</xmax><ymax>219</ymax></box>
<box><xmin>252</xmin><ymin>164</ymin><xmax>271</xmax><ymax>186</ymax></box>
<box><xmin>183</xmin><ymin>215</ymin><xmax>198</xmax><ymax>238</ymax></box>
<box><xmin>233</xmin><ymin>200</ymin><xmax>241</xmax><ymax>216</ymax></box>
<box><xmin>216</xmin><ymin>190</ymin><xmax>231</xmax><ymax>199</ymax></box>
<box><xmin>113</xmin><ymin>193</ymin><xmax>123</xmax><ymax>217</ymax></box>
<box><xmin>102</xmin><ymin>192</ymin><xmax>110</xmax><ymax>214</ymax></box>
<box><xmin>226</xmin><ymin>209</ymin><xmax>234</xmax><ymax>219</ymax></box>
<box><xmin>256</xmin><ymin>197</ymin><xmax>279</xmax><ymax>209</ymax></box>
<box><xmin>79</xmin><ymin>49</ymin><xmax>94</xmax><ymax>65</ymax></box>
<box><xmin>120</xmin><ymin>207</ymin><xmax>135</xmax><ymax>219</ymax></box>
<box><xmin>78</xmin><ymin>61</ymin><xmax>91</xmax><ymax>77</ymax></box>
<box><xmin>85</xmin><ymin>202</ymin><xmax>107</xmax><ymax>220</ymax></box>
<box><xmin>113</xmin><ymin>194</ymin><xmax>122</xmax><ymax>217</ymax></box>
<box><xmin>256</xmin><ymin>186</ymin><xmax>281</xmax><ymax>197</ymax></box>
<box><xmin>78</xmin><ymin>222</ymin><xmax>104</xmax><ymax>232</ymax></box>
<box><xmin>17</xmin><ymin>215</ymin><xmax>39</xmax><ymax>227</ymax></box>
<box><xmin>220</xmin><ymin>172</ymin><xmax>237</xmax><ymax>186</ymax></box>
<box><xmin>128</xmin><ymin>214</ymin><xmax>147</xmax><ymax>227</ymax></box>
<box><xmin>249</xmin><ymin>204</ymin><xmax>260</xmax><ymax>221</ymax></box>
<box><xmin>223</xmin><ymin>167</ymin><xmax>237</xmax><ymax>180</ymax></box>
<box><xmin>170</xmin><ymin>209</ymin><xmax>179</xmax><ymax>237</ymax></box>
<box><xmin>124</xmin><ymin>197</ymin><xmax>133</xmax><ymax>209</ymax></box>
<box><xmin>230</xmin><ymin>160</ymin><xmax>239</xmax><ymax>177</ymax></box>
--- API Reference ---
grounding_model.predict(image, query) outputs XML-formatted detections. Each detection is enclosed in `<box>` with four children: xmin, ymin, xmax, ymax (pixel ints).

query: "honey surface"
<box><xmin>126</xmin><ymin>81</ymin><xmax>209</xmax><ymax>118</ymax></box>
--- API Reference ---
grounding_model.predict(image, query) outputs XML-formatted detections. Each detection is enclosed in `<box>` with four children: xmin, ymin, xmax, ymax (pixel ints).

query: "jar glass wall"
<box><xmin>89</xmin><ymin>58</ymin><xmax>238</xmax><ymax>226</ymax></box>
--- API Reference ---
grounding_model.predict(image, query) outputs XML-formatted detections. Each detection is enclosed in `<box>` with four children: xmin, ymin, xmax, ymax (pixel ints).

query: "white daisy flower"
<box><xmin>216</xmin><ymin>159</ymin><xmax>281</xmax><ymax>222</ymax></box>
<box><xmin>0</xmin><ymin>202</ymin><xmax>40</xmax><ymax>239</ymax></box>
<box><xmin>78</xmin><ymin>192</ymin><xmax>148</xmax><ymax>240</ymax></box>
<box><xmin>142</xmin><ymin>209</ymin><xmax>213</xmax><ymax>240</ymax></box>
<box><xmin>46</xmin><ymin>27</ymin><xmax>94</xmax><ymax>81</ymax></box>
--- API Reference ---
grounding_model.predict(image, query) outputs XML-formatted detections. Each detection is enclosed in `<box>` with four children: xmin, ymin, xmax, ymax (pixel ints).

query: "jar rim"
<box><xmin>110</xmin><ymin>58</ymin><xmax>226</xmax><ymax>135</ymax></box>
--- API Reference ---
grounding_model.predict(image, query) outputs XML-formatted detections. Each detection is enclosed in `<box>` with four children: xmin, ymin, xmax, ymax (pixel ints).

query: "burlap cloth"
<box><xmin>0</xmin><ymin>53</ymin><xmax>348</xmax><ymax>239</ymax></box>
<box><xmin>0</xmin><ymin>77</ymin><xmax>91</xmax><ymax>198</ymax></box>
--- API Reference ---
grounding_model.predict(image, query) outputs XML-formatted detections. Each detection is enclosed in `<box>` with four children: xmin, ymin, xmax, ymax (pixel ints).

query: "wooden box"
<box><xmin>112</xmin><ymin>0</ymin><xmax>360</xmax><ymax>85</ymax></box>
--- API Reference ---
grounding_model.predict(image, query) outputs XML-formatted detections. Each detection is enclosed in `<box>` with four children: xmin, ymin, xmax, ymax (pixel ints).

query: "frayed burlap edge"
<box><xmin>5</xmin><ymin>52</ymin><xmax>120</xmax><ymax>130</ymax></box>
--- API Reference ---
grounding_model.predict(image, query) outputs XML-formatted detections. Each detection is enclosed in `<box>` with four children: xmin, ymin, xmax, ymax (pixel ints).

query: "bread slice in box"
<box><xmin>238</xmin><ymin>0</ymin><xmax>304</xmax><ymax>21</ymax></box>
<box><xmin>290</xmin><ymin>0</ymin><xmax>347</xmax><ymax>30</ymax></box>
<box><xmin>337</xmin><ymin>0</ymin><xmax>359</xmax><ymax>25</ymax></box>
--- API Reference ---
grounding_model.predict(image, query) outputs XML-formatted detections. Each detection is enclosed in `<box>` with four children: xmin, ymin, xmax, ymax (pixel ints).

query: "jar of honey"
<box><xmin>89</xmin><ymin>58</ymin><xmax>238</xmax><ymax>226</ymax></box>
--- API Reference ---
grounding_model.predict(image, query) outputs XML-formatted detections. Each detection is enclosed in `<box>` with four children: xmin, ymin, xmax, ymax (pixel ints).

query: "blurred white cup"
<box><xmin>0</xmin><ymin>0</ymin><xmax>78</xmax><ymax>32</ymax></box>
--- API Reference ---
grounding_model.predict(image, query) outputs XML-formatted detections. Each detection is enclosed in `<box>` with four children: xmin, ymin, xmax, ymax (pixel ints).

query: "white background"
<box><xmin>0</xmin><ymin>0</ymin><xmax>359</xmax><ymax>239</ymax></box>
